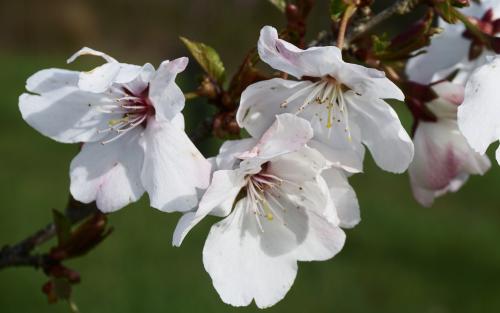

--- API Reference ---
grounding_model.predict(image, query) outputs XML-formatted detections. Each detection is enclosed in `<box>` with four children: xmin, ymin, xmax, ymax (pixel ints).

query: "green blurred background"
<box><xmin>1</xmin><ymin>1</ymin><xmax>500</xmax><ymax>312</ymax></box>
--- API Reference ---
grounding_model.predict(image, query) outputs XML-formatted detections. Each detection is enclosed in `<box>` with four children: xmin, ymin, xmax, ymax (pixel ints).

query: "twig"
<box><xmin>0</xmin><ymin>124</ymin><xmax>210</xmax><ymax>271</ymax></box>
<box><xmin>345</xmin><ymin>0</ymin><xmax>421</xmax><ymax>46</ymax></box>
<box><xmin>337</xmin><ymin>5</ymin><xmax>358</xmax><ymax>49</ymax></box>
<box><xmin>0</xmin><ymin>198</ymin><xmax>98</xmax><ymax>270</ymax></box>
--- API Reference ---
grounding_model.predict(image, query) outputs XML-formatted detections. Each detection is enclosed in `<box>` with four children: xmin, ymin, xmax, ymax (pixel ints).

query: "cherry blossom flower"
<box><xmin>19</xmin><ymin>47</ymin><xmax>211</xmax><ymax>213</ymax></box>
<box><xmin>237</xmin><ymin>26</ymin><xmax>413</xmax><ymax>173</ymax></box>
<box><xmin>409</xmin><ymin>81</ymin><xmax>490</xmax><ymax>206</ymax></box>
<box><xmin>458</xmin><ymin>55</ymin><xmax>500</xmax><ymax>164</ymax></box>
<box><xmin>406</xmin><ymin>0</ymin><xmax>500</xmax><ymax>85</ymax></box>
<box><xmin>173</xmin><ymin>114</ymin><xmax>347</xmax><ymax>308</ymax></box>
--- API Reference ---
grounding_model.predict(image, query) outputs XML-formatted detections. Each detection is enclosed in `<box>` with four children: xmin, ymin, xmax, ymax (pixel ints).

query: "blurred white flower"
<box><xmin>19</xmin><ymin>47</ymin><xmax>211</xmax><ymax>213</ymax></box>
<box><xmin>237</xmin><ymin>26</ymin><xmax>413</xmax><ymax>174</ymax></box>
<box><xmin>406</xmin><ymin>0</ymin><xmax>500</xmax><ymax>85</ymax></box>
<box><xmin>409</xmin><ymin>81</ymin><xmax>490</xmax><ymax>206</ymax></box>
<box><xmin>458</xmin><ymin>55</ymin><xmax>500</xmax><ymax>164</ymax></box>
<box><xmin>173</xmin><ymin>114</ymin><xmax>347</xmax><ymax>308</ymax></box>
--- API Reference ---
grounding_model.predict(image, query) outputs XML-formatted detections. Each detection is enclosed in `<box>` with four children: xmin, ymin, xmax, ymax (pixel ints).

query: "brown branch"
<box><xmin>0</xmin><ymin>198</ymin><xmax>98</xmax><ymax>270</ymax></box>
<box><xmin>344</xmin><ymin>0</ymin><xmax>422</xmax><ymax>46</ymax></box>
<box><xmin>0</xmin><ymin>125</ymin><xmax>210</xmax><ymax>271</ymax></box>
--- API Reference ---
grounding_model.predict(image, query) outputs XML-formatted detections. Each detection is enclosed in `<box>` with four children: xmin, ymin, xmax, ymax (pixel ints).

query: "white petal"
<box><xmin>322</xmin><ymin>168</ymin><xmax>360</xmax><ymax>228</ymax></box>
<box><xmin>216</xmin><ymin>138</ymin><xmax>257</xmax><ymax>170</ymax></box>
<box><xmin>458</xmin><ymin>56</ymin><xmax>500</xmax><ymax>155</ymax></box>
<box><xmin>238</xmin><ymin>78</ymin><xmax>313</xmax><ymax>138</ymax></box>
<box><xmin>149</xmin><ymin>57</ymin><xmax>189</xmax><ymax>121</ymax></box>
<box><xmin>258</xmin><ymin>26</ymin><xmax>342</xmax><ymax>78</ymax></box>
<box><xmin>19</xmin><ymin>68</ymin><xmax>116</xmax><ymax>143</ymax></box>
<box><xmin>335</xmin><ymin>62</ymin><xmax>405</xmax><ymax>100</ymax></box>
<box><xmin>203</xmin><ymin>201</ymin><xmax>298</xmax><ymax>308</ymax></box>
<box><xmin>70</xmin><ymin>127</ymin><xmax>145</xmax><ymax>213</ymax></box>
<box><xmin>405</xmin><ymin>30</ymin><xmax>469</xmax><ymax>84</ymax></box>
<box><xmin>67</xmin><ymin>47</ymin><xmax>146</xmax><ymax>93</ymax></box>
<box><xmin>78</xmin><ymin>62</ymin><xmax>123</xmax><ymax>93</ymax></box>
<box><xmin>172</xmin><ymin>169</ymin><xmax>246</xmax><ymax>246</ymax></box>
<box><xmin>347</xmin><ymin>93</ymin><xmax>414</xmax><ymax>173</ymax></box>
<box><xmin>291</xmin><ymin>210</ymin><xmax>345</xmax><ymax>262</ymax></box>
<box><xmin>67</xmin><ymin>47</ymin><xmax>117</xmax><ymax>64</ymax></box>
<box><xmin>249</xmin><ymin>113</ymin><xmax>313</xmax><ymax>160</ymax></box>
<box><xmin>307</xmin><ymin>114</ymin><xmax>365</xmax><ymax>174</ymax></box>
<box><xmin>140</xmin><ymin>118</ymin><xmax>211</xmax><ymax>212</ymax></box>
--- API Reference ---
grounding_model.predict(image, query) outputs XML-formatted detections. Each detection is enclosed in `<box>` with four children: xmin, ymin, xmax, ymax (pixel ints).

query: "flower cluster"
<box><xmin>18</xmin><ymin>0</ymin><xmax>500</xmax><ymax>304</ymax></box>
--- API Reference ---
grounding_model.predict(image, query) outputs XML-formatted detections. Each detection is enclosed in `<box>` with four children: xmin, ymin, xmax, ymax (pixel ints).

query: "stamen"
<box><xmin>280</xmin><ymin>81</ymin><xmax>321</xmax><ymax>108</ymax></box>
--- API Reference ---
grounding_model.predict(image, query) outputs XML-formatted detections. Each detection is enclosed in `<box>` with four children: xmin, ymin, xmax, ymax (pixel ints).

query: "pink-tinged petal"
<box><xmin>258</xmin><ymin>26</ymin><xmax>341</xmax><ymax>79</ymax></box>
<box><xmin>249</xmin><ymin>113</ymin><xmax>313</xmax><ymax>161</ymax></box>
<box><xmin>140</xmin><ymin>118</ymin><xmax>211</xmax><ymax>213</ymax></box>
<box><xmin>172</xmin><ymin>169</ymin><xmax>246</xmax><ymax>246</ymax></box>
<box><xmin>19</xmin><ymin>68</ymin><xmax>117</xmax><ymax>143</ymax></box>
<box><xmin>322</xmin><ymin>168</ymin><xmax>360</xmax><ymax>228</ymax></box>
<box><xmin>70</xmin><ymin>127</ymin><xmax>145</xmax><ymax>213</ymax></box>
<box><xmin>335</xmin><ymin>62</ymin><xmax>405</xmax><ymax>100</ymax></box>
<box><xmin>409</xmin><ymin>121</ymin><xmax>490</xmax><ymax>206</ymax></box>
<box><xmin>203</xmin><ymin>201</ymin><xmax>298</xmax><ymax>309</ymax></box>
<box><xmin>432</xmin><ymin>81</ymin><xmax>464</xmax><ymax>106</ymax></box>
<box><xmin>347</xmin><ymin>93</ymin><xmax>414</xmax><ymax>173</ymax></box>
<box><xmin>149</xmin><ymin>57</ymin><xmax>189</xmax><ymax>121</ymax></box>
<box><xmin>238</xmin><ymin>78</ymin><xmax>313</xmax><ymax>138</ymax></box>
<box><xmin>458</xmin><ymin>56</ymin><xmax>500</xmax><ymax>156</ymax></box>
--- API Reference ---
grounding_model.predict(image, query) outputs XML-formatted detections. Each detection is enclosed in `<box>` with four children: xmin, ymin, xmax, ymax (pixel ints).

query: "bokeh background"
<box><xmin>1</xmin><ymin>1</ymin><xmax>500</xmax><ymax>312</ymax></box>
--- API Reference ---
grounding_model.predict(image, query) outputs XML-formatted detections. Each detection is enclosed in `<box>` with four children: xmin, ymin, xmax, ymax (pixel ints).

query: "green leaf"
<box><xmin>52</xmin><ymin>209</ymin><xmax>71</xmax><ymax>246</ymax></box>
<box><xmin>372</xmin><ymin>34</ymin><xmax>390</xmax><ymax>54</ymax></box>
<box><xmin>268</xmin><ymin>0</ymin><xmax>286</xmax><ymax>12</ymax></box>
<box><xmin>180</xmin><ymin>37</ymin><xmax>226</xmax><ymax>84</ymax></box>
<box><xmin>330</xmin><ymin>0</ymin><xmax>347</xmax><ymax>22</ymax></box>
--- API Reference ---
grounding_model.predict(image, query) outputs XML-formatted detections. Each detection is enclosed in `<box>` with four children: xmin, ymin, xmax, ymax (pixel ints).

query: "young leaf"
<box><xmin>268</xmin><ymin>0</ymin><xmax>286</xmax><ymax>12</ymax></box>
<box><xmin>330</xmin><ymin>0</ymin><xmax>347</xmax><ymax>22</ymax></box>
<box><xmin>180</xmin><ymin>37</ymin><xmax>226</xmax><ymax>84</ymax></box>
<box><xmin>52</xmin><ymin>209</ymin><xmax>71</xmax><ymax>246</ymax></box>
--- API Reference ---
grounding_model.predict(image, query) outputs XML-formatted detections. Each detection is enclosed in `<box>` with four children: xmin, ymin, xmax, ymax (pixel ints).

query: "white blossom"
<box><xmin>173</xmin><ymin>114</ymin><xmax>349</xmax><ymax>308</ymax></box>
<box><xmin>409</xmin><ymin>82</ymin><xmax>490</xmax><ymax>206</ymax></box>
<box><xmin>19</xmin><ymin>47</ymin><xmax>211</xmax><ymax>213</ymax></box>
<box><xmin>237</xmin><ymin>26</ymin><xmax>413</xmax><ymax>173</ymax></box>
<box><xmin>458</xmin><ymin>55</ymin><xmax>500</xmax><ymax>164</ymax></box>
<box><xmin>406</xmin><ymin>0</ymin><xmax>500</xmax><ymax>85</ymax></box>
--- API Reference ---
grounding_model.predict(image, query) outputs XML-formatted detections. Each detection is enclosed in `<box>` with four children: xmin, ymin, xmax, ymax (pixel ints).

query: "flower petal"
<box><xmin>67</xmin><ymin>47</ymin><xmax>145</xmax><ymax>93</ymax></box>
<box><xmin>216</xmin><ymin>138</ymin><xmax>257</xmax><ymax>170</ymax></box>
<box><xmin>238</xmin><ymin>78</ymin><xmax>313</xmax><ymax>138</ymax></box>
<box><xmin>172</xmin><ymin>169</ymin><xmax>246</xmax><ymax>246</ymax></box>
<box><xmin>291</xmin><ymin>210</ymin><xmax>345</xmax><ymax>262</ymax></box>
<box><xmin>347</xmin><ymin>93</ymin><xmax>414</xmax><ymax>173</ymax></box>
<box><xmin>409</xmin><ymin>120</ymin><xmax>490</xmax><ymax>206</ymax></box>
<box><xmin>149</xmin><ymin>57</ymin><xmax>189</xmax><ymax>122</ymax></box>
<box><xmin>458</xmin><ymin>56</ymin><xmax>500</xmax><ymax>156</ymax></box>
<box><xmin>19</xmin><ymin>68</ymin><xmax>117</xmax><ymax>143</ymax></box>
<box><xmin>67</xmin><ymin>47</ymin><xmax>117</xmax><ymax>64</ymax></box>
<box><xmin>250</xmin><ymin>113</ymin><xmax>313</xmax><ymax>160</ymax></box>
<box><xmin>405</xmin><ymin>29</ymin><xmax>469</xmax><ymax>84</ymax></box>
<box><xmin>322</xmin><ymin>168</ymin><xmax>360</xmax><ymax>228</ymax></box>
<box><xmin>203</xmin><ymin>201</ymin><xmax>298</xmax><ymax>309</ymax></box>
<box><xmin>335</xmin><ymin>62</ymin><xmax>405</xmax><ymax>100</ymax></box>
<box><xmin>258</xmin><ymin>26</ymin><xmax>342</xmax><ymax>79</ymax></box>
<box><xmin>140</xmin><ymin>117</ymin><xmax>211</xmax><ymax>212</ymax></box>
<box><xmin>70</xmin><ymin>127</ymin><xmax>145</xmax><ymax>213</ymax></box>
